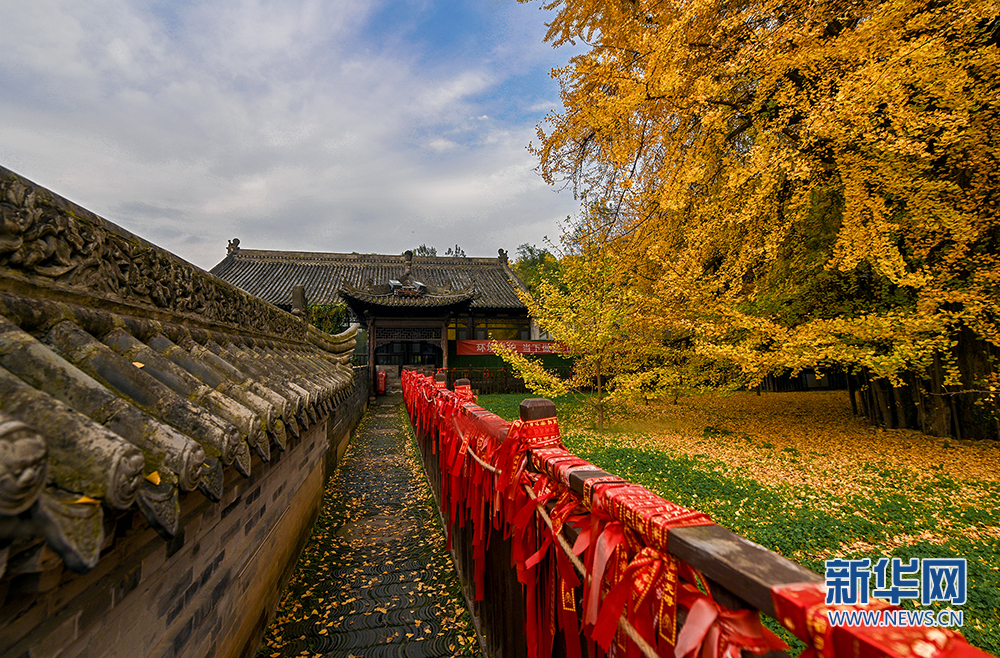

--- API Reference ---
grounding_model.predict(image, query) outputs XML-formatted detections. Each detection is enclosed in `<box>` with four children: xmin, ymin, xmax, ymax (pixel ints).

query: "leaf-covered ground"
<box><xmin>479</xmin><ymin>391</ymin><xmax>1000</xmax><ymax>653</ymax></box>
<box><xmin>257</xmin><ymin>398</ymin><xmax>481</xmax><ymax>657</ymax></box>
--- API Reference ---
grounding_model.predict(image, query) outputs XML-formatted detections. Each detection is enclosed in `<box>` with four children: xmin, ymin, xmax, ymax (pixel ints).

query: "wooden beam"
<box><xmin>367</xmin><ymin>318</ymin><xmax>375</xmax><ymax>395</ymax></box>
<box><xmin>668</xmin><ymin>525</ymin><xmax>822</xmax><ymax>618</ymax></box>
<box><xmin>441</xmin><ymin>319</ymin><xmax>448</xmax><ymax>377</ymax></box>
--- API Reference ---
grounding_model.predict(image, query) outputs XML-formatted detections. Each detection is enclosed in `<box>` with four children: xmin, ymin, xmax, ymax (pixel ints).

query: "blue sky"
<box><xmin>0</xmin><ymin>0</ymin><xmax>581</xmax><ymax>269</ymax></box>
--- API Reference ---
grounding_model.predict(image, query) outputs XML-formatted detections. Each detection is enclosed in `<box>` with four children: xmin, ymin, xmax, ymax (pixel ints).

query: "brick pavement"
<box><xmin>257</xmin><ymin>396</ymin><xmax>481</xmax><ymax>658</ymax></box>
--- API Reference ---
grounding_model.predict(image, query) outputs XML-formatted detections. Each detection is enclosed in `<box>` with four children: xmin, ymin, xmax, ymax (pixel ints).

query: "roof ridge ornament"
<box><xmin>228</xmin><ymin>238</ymin><xmax>240</xmax><ymax>256</ymax></box>
<box><xmin>498</xmin><ymin>248</ymin><xmax>508</xmax><ymax>265</ymax></box>
<box><xmin>0</xmin><ymin>412</ymin><xmax>48</xmax><ymax>515</ymax></box>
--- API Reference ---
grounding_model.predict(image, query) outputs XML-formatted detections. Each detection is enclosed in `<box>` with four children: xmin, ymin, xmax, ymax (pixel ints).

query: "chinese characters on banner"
<box><xmin>455</xmin><ymin>340</ymin><xmax>569</xmax><ymax>356</ymax></box>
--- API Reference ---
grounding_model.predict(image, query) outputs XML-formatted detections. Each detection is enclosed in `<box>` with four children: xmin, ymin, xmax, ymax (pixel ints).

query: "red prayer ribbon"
<box><xmin>405</xmin><ymin>373</ymin><xmax>924</xmax><ymax>658</ymax></box>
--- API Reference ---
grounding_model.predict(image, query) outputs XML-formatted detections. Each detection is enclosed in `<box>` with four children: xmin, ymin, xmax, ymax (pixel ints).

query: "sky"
<box><xmin>0</xmin><ymin>0</ymin><xmax>583</xmax><ymax>270</ymax></box>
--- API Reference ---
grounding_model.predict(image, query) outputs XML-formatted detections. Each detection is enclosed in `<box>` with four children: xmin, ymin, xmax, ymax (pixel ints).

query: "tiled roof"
<box><xmin>340</xmin><ymin>283</ymin><xmax>476</xmax><ymax>308</ymax></box>
<box><xmin>0</xmin><ymin>166</ymin><xmax>358</xmax><ymax>574</ymax></box>
<box><xmin>210</xmin><ymin>247</ymin><xmax>530</xmax><ymax>311</ymax></box>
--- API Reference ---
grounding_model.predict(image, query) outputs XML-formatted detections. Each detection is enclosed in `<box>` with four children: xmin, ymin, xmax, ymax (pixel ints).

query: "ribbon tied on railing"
<box><xmin>402</xmin><ymin>377</ymin><xmax>973</xmax><ymax>658</ymax></box>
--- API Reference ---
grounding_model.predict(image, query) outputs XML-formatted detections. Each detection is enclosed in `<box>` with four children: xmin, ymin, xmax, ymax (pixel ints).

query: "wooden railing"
<box><xmin>443</xmin><ymin>366</ymin><xmax>574</xmax><ymax>395</ymax></box>
<box><xmin>403</xmin><ymin>368</ymin><xmax>991</xmax><ymax>658</ymax></box>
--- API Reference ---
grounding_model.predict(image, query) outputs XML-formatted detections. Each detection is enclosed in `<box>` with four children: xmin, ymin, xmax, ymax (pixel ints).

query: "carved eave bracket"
<box><xmin>33</xmin><ymin>488</ymin><xmax>105</xmax><ymax>574</ymax></box>
<box><xmin>137</xmin><ymin>471</ymin><xmax>180</xmax><ymax>538</ymax></box>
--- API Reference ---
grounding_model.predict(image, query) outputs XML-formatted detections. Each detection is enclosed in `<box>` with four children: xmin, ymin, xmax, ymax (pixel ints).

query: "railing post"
<box><xmin>519</xmin><ymin>398</ymin><xmax>556</xmax><ymax>422</ymax></box>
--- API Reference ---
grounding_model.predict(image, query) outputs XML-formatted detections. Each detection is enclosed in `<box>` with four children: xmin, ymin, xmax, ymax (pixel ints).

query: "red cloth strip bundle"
<box><xmin>576</xmin><ymin>477</ymin><xmax>783</xmax><ymax>658</ymax></box>
<box><xmin>454</xmin><ymin>383</ymin><xmax>476</xmax><ymax>404</ymax></box>
<box><xmin>400</xmin><ymin>378</ymin><xmax>802</xmax><ymax>658</ymax></box>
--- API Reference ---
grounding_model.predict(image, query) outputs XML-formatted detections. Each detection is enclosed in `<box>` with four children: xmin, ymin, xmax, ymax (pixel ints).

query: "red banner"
<box><xmin>456</xmin><ymin>340</ymin><xmax>567</xmax><ymax>356</ymax></box>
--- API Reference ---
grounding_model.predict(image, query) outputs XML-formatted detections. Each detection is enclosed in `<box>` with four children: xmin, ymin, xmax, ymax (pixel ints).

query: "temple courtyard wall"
<box><xmin>0</xmin><ymin>165</ymin><xmax>371</xmax><ymax>658</ymax></box>
<box><xmin>1</xmin><ymin>371</ymin><xmax>368</xmax><ymax>658</ymax></box>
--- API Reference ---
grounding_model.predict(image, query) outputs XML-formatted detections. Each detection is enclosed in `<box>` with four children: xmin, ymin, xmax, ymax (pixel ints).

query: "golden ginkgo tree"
<box><xmin>522</xmin><ymin>0</ymin><xmax>1000</xmax><ymax>437</ymax></box>
<box><xmin>496</xmin><ymin>211</ymin><xmax>745</xmax><ymax>429</ymax></box>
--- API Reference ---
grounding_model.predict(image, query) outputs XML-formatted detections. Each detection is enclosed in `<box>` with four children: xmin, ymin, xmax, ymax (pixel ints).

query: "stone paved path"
<box><xmin>257</xmin><ymin>396</ymin><xmax>481</xmax><ymax>658</ymax></box>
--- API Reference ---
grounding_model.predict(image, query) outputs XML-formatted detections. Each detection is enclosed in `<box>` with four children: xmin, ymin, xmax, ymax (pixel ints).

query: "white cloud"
<box><xmin>528</xmin><ymin>100</ymin><xmax>560</xmax><ymax>112</ymax></box>
<box><xmin>0</xmin><ymin>0</ymin><xmax>581</xmax><ymax>269</ymax></box>
<box><xmin>417</xmin><ymin>71</ymin><xmax>491</xmax><ymax>114</ymax></box>
<box><xmin>428</xmin><ymin>138</ymin><xmax>461</xmax><ymax>152</ymax></box>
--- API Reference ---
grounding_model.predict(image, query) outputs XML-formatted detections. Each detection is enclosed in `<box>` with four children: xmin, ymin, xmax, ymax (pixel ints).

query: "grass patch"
<box><xmin>474</xmin><ymin>392</ymin><xmax>600</xmax><ymax>428</ymax></box>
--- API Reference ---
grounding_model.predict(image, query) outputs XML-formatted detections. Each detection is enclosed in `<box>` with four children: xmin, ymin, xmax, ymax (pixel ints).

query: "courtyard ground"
<box><xmin>257</xmin><ymin>396</ymin><xmax>481</xmax><ymax>658</ymax></box>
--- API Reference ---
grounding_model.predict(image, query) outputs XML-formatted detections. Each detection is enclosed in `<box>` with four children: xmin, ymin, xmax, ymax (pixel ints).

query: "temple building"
<box><xmin>210</xmin><ymin>243</ymin><xmax>564</xmax><ymax>388</ymax></box>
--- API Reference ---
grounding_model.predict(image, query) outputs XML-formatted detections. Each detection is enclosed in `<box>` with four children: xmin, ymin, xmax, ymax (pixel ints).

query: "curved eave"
<box><xmin>339</xmin><ymin>285</ymin><xmax>476</xmax><ymax>309</ymax></box>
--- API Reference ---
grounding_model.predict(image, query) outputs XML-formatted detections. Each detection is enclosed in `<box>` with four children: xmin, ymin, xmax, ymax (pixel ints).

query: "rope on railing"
<box><xmin>453</xmin><ymin>418</ymin><xmax>660</xmax><ymax>658</ymax></box>
<box><xmin>462</xmin><ymin>433</ymin><xmax>497</xmax><ymax>475</ymax></box>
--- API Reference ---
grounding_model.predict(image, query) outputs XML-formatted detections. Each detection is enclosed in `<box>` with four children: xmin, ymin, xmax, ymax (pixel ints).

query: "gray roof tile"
<box><xmin>210</xmin><ymin>248</ymin><xmax>530</xmax><ymax>311</ymax></box>
<box><xmin>0</xmin><ymin>165</ymin><xmax>359</xmax><ymax>575</ymax></box>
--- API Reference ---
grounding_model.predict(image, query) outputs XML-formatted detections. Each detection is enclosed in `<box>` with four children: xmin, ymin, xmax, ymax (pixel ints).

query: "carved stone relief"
<box><xmin>0</xmin><ymin>412</ymin><xmax>47</xmax><ymax>515</ymax></box>
<box><xmin>0</xmin><ymin>172</ymin><xmax>306</xmax><ymax>343</ymax></box>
